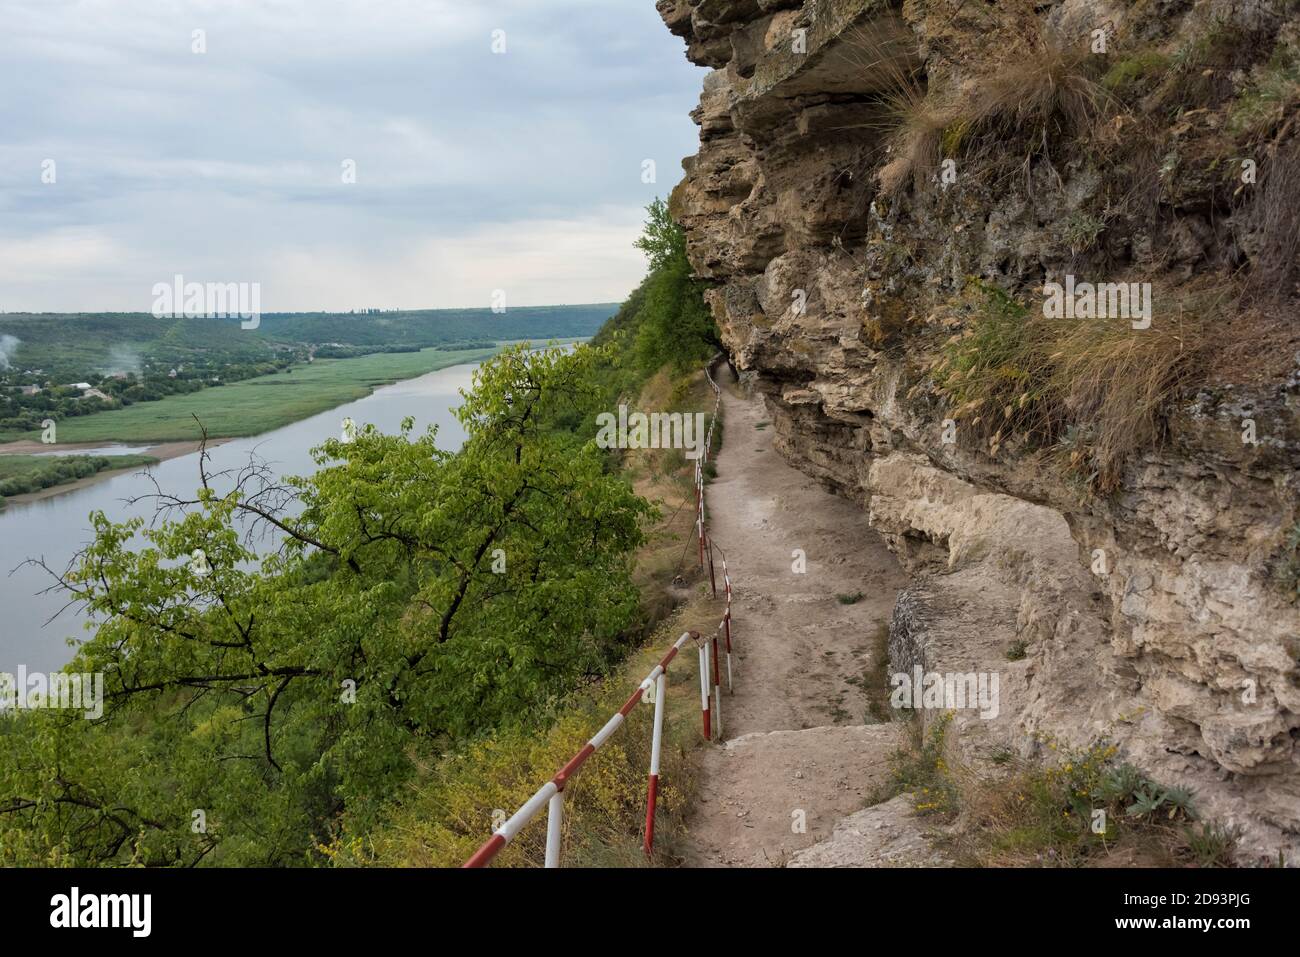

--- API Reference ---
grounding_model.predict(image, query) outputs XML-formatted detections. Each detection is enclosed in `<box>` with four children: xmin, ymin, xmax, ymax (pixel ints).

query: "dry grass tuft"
<box><xmin>934</xmin><ymin>279</ymin><xmax>1215</xmax><ymax>490</ymax></box>
<box><xmin>845</xmin><ymin>6</ymin><xmax>1111</xmax><ymax>197</ymax></box>
<box><xmin>1244</xmin><ymin>135</ymin><xmax>1300</xmax><ymax>301</ymax></box>
<box><xmin>834</xmin><ymin>22</ymin><xmax>940</xmax><ymax>195</ymax></box>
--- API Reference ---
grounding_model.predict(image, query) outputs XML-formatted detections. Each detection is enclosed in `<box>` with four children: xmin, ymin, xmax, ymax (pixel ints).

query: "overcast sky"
<box><xmin>0</xmin><ymin>0</ymin><xmax>704</xmax><ymax>312</ymax></box>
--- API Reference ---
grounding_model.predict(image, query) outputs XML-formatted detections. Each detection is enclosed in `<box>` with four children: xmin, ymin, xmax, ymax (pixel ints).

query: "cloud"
<box><xmin>0</xmin><ymin>0</ymin><xmax>704</xmax><ymax>312</ymax></box>
<box><xmin>263</xmin><ymin>206</ymin><xmax>650</xmax><ymax>310</ymax></box>
<box><xmin>0</xmin><ymin>227</ymin><xmax>125</xmax><ymax>283</ymax></box>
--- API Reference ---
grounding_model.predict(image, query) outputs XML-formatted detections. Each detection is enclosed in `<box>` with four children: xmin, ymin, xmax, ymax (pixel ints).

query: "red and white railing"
<box><xmin>463</xmin><ymin>358</ymin><xmax>732</xmax><ymax>868</ymax></box>
<box><xmin>694</xmin><ymin>361</ymin><xmax>732</xmax><ymax>740</ymax></box>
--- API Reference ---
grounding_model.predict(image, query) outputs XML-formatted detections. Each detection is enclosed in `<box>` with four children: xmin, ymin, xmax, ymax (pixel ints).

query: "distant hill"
<box><xmin>0</xmin><ymin>304</ymin><xmax>617</xmax><ymax>381</ymax></box>
<box><xmin>254</xmin><ymin>305</ymin><xmax>617</xmax><ymax>348</ymax></box>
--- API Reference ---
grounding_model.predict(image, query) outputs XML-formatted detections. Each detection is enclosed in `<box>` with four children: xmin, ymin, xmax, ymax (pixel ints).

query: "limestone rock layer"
<box><xmin>658</xmin><ymin>0</ymin><xmax>1300</xmax><ymax>861</ymax></box>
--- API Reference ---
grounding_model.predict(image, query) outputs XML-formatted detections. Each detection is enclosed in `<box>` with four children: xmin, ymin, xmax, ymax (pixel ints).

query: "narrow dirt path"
<box><xmin>681</xmin><ymin>372</ymin><xmax>910</xmax><ymax>866</ymax></box>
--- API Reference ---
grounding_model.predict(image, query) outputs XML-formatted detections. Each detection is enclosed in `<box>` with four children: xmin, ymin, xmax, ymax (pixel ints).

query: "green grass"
<box><xmin>0</xmin><ymin>347</ymin><xmax>500</xmax><ymax>444</ymax></box>
<box><xmin>863</xmin><ymin>622</ymin><xmax>892</xmax><ymax>723</ymax></box>
<box><xmin>878</xmin><ymin>711</ymin><xmax>959</xmax><ymax>815</ymax></box>
<box><xmin>1102</xmin><ymin>50</ymin><xmax>1172</xmax><ymax>94</ymax></box>
<box><xmin>1229</xmin><ymin>40</ymin><xmax>1300</xmax><ymax>138</ymax></box>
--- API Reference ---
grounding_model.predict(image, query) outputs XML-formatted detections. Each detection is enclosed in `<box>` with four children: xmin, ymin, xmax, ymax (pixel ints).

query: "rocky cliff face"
<box><xmin>658</xmin><ymin>0</ymin><xmax>1300</xmax><ymax>861</ymax></box>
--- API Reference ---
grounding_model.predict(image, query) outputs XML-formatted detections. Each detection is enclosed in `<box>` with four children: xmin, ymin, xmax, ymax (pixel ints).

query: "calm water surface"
<box><xmin>0</xmin><ymin>359</ymin><xmax>482</xmax><ymax>673</ymax></box>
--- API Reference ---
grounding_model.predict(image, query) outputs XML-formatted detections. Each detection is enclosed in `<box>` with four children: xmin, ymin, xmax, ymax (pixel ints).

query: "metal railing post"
<box><xmin>643</xmin><ymin>671</ymin><xmax>667</xmax><ymax>856</ymax></box>
<box><xmin>544</xmin><ymin>790</ymin><xmax>564</xmax><ymax>868</ymax></box>
<box><xmin>712</xmin><ymin>634</ymin><xmax>723</xmax><ymax>738</ymax></box>
<box><xmin>699</xmin><ymin>641</ymin><xmax>711</xmax><ymax>740</ymax></box>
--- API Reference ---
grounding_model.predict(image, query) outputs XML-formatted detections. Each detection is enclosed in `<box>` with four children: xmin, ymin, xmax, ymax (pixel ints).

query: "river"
<box><xmin>0</xmin><ymin>358</ymin><xmax>483</xmax><ymax>674</ymax></box>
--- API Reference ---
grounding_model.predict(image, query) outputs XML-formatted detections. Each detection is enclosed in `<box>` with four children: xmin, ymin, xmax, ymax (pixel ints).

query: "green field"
<box><xmin>0</xmin><ymin>346</ymin><xmax>501</xmax><ymax>444</ymax></box>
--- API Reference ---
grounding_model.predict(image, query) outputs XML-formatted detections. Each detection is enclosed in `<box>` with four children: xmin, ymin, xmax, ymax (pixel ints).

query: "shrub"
<box><xmin>881</xmin><ymin>711</ymin><xmax>958</xmax><ymax>816</ymax></box>
<box><xmin>945</xmin><ymin>738</ymin><xmax>1237</xmax><ymax>867</ymax></box>
<box><xmin>327</xmin><ymin>633</ymin><xmax>705</xmax><ymax>868</ymax></box>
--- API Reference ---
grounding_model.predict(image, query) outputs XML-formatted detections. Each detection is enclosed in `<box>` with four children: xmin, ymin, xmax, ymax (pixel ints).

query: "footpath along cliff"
<box><xmin>658</xmin><ymin>0</ymin><xmax>1300</xmax><ymax>863</ymax></box>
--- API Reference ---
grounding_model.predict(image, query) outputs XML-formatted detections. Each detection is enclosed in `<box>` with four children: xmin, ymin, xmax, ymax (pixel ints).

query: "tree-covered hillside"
<box><xmin>0</xmin><ymin>304</ymin><xmax>616</xmax><ymax>384</ymax></box>
<box><xmin>0</xmin><ymin>205</ymin><xmax>714</xmax><ymax>867</ymax></box>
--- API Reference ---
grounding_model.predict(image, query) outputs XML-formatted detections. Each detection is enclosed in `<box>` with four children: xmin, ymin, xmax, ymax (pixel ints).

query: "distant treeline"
<box><xmin>0</xmin><ymin>304</ymin><xmax>615</xmax><ymax>382</ymax></box>
<box><xmin>0</xmin><ymin>305</ymin><xmax>613</xmax><ymax>435</ymax></box>
<box><xmin>311</xmin><ymin>340</ymin><xmax>500</xmax><ymax>360</ymax></box>
<box><xmin>0</xmin><ymin>453</ymin><xmax>157</xmax><ymax>507</ymax></box>
<box><xmin>255</xmin><ymin>305</ymin><xmax>614</xmax><ymax>348</ymax></box>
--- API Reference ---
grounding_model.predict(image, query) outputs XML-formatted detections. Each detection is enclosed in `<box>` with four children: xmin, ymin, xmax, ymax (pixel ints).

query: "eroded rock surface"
<box><xmin>658</xmin><ymin>0</ymin><xmax>1300</xmax><ymax>862</ymax></box>
<box><xmin>788</xmin><ymin>793</ymin><xmax>952</xmax><ymax>867</ymax></box>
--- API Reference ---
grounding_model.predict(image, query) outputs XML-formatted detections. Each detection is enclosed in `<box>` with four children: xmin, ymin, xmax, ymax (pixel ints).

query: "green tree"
<box><xmin>628</xmin><ymin>198</ymin><xmax>720</xmax><ymax>374</ymax></box>
<box><xmin>0</xmin><ymin>344</ymin><xmax>654</xmax><ymax>865</ymax></box>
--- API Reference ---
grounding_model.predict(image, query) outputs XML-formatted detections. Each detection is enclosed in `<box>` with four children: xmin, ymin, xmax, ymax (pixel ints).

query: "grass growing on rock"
<box><xmin>933</xmin><ymin>280</ymin><xmax>1213</xmax><ymax>490</ymax></box>
<box><xmin>864</xmin><ymin>623</ymin><xmax>893</xmax><ymax>723</ymax></box>
<box><xmin>876</xmin><ymin>719</ymin><xmax>1242</xmax><ymax>867</ymax></box>
<box><xmin>850</xmin><ymin>3</ymin><xmax>1111</xmax><ymax>197</ymax></box>
<box><xmin>874</xmin><ymin>711</ymin><xmax>959</xmax><ymax>816</ymax></box>
<box><xmin>1229</xmin><ymin>37</ymin><xmax>1300</xmax><ymax>139</ymax></box>
<box><xmin>947</xmin><ymin>738</ymin><xmax>1239</xmax><ymax>867</ymax></box>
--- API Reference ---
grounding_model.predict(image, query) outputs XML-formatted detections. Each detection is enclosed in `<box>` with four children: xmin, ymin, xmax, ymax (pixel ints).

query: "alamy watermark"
<box><xmin>595</xmin><ymin>406</ymin><xmax>708</xmax><ymax>459</ymax></box>
<box><xmin>1043</xmin><ymin>274</ymin><xmax>1152</xmax><ymax>329</ymax></box>
<box><xmin>0</xmin><ymin>666</ymin><xmax>103</xmax><ymax>719</ymax></box>
<box><xmin>50</xmin><ymin>887</ymin><xmax>150</xmax><ymax>937</ymax></box>
<box><xmin>890</xmin><ymin>665</ymin><xmax>1000</xmax><ymax>719</ymax></box>
<box><xmin>151</xmin><ymin>273</ymin><xmax>261</xmax><ymax>330</ymax></box>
